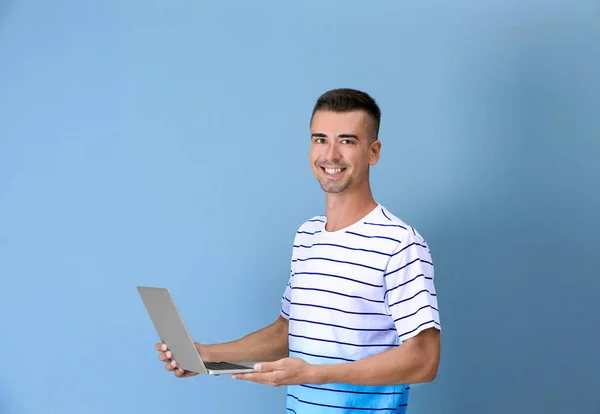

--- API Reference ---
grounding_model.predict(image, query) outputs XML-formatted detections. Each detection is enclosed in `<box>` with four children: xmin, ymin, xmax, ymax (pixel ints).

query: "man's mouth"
<box><xmin>320</xmin><ymin>166</ymin><xmax>347</xmax><ymax>177</ymax></box>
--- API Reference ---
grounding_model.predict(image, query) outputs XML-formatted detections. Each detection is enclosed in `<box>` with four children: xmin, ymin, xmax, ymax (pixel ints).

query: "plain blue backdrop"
<box><xmin>1</xmin><ymin>1</ymin><xmax>599</xmax><ymax>413</ymax></box>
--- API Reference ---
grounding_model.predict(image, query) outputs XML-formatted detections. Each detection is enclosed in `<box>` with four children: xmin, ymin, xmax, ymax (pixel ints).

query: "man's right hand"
<box><xmin>156</xmin><ymin>342</ymin><xmax>206</xmax><ymax>378</ymax></box>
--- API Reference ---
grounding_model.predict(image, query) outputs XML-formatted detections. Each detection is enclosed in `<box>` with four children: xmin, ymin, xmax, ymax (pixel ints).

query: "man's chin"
<box><xmin>319</xmin><ymin>181</ymin><xmax>350</xmax><ymax>194</ymax></box>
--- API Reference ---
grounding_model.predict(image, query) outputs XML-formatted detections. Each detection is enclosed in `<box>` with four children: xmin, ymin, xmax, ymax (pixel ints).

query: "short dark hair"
<box><xmin>311</xmin><ymin>88</ymin><xmax>381</xmax><ymax>141</ymax></box>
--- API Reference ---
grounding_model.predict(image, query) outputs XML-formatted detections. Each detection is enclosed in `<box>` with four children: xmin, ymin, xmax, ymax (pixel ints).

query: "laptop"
<box><xmin>137</xmin><ymin>286</ymin><xmax>256</xmax><ymax>375</ymax></box>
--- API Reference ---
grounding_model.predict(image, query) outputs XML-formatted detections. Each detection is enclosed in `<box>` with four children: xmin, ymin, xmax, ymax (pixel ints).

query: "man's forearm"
<box><xmin>313</xmin><ymin>328</ymin><xmax>440</xmax><ymax>386</ymax></box>
<box><xmin>202</xmin><ymin>315</ymin><xmax>289</xmax><ymax>362</ymax></box>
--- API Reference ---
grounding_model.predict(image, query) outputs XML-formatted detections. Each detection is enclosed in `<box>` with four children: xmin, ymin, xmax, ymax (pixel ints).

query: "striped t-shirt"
<box><xmin>280</xmin><ymin>204</ymin><xmax>441</xmax><ymax>414</ymax></box>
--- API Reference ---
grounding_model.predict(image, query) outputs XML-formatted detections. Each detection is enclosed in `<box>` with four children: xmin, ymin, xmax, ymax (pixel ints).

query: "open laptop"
<box><xmin>137</xmin><ymin>286</ymin><xmax>256</xmax><ymax>375</ymax></box>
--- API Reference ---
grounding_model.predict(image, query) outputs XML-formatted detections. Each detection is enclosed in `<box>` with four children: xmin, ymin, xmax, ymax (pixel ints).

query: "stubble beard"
<box><xmin>318</xmin><ymin>177</ymin><xmax>352</xmax><ymax>194</ymax></box>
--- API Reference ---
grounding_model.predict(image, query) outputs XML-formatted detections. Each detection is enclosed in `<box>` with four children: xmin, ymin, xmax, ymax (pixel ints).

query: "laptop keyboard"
<box><xmin>205</xmin><ymin>361</ymin><xmax>251</xmax><ymax>371</ymax></box>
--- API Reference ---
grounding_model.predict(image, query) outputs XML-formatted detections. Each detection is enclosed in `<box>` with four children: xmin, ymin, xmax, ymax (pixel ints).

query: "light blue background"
<box><xmin>1</xmin><ymin>1</ymin><xmax>599</xmax><ymax>413</ymax></box>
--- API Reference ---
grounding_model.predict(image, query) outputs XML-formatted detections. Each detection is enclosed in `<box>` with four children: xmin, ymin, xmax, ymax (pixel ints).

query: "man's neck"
<box><xmin>324</xmin><ymin>187</ymin><xmax>378</xmax><ymax>232</ymax></box>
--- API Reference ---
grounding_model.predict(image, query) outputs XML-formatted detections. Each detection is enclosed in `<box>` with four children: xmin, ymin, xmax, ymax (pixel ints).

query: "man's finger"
<box><xmin>174</xmin><ymin>368</ymin><xmax>186</xmax><ymax>377</ymax></box>
<box><xmin>233</xmin><ymin>373</ymin><xmax>255</xmax><ymax>380</ymax></box>
<box><xmin>155</xmin><ymin>343</ymin><xmax>167</xmax><ymax>352</ymax></box>
<box><xmin>234</xmin><ymin>371</ymin><xmax>281</xmax><ymax>385</ymax></box>
<box><xmin>159</xmin><ymin>351</ymin><xmax>172</xmax><ymax>361</ymax></box>
<box><xmin>233</xmin><ymin>373</ymin><xmax>268</xmax><ymax>383</ymax></box>
<box><xmin>165</xmin><ymin>360</ymin><xmax>177</xmax><ymax>371</ymax></box>
<box><xmin>255</xmin><ymin>359</ymin><xmax>282</xmax><ymax>372</ymax></box>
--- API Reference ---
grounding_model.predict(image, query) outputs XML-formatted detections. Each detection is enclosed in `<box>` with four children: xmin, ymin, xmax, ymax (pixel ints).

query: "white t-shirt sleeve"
<box><xmin>280</xmin><ymin>275</ymin><xmax>292</xmax><ymax>319</ymax></box>
<box><xmin>383</xmin><ymin>230</ymin><xmax>441</xmax><ymax>343</ymax></box>
<box><xmin>280</xmin><ymin>240</ymin><xmax>297</xmax><ymax>320</ymax></box>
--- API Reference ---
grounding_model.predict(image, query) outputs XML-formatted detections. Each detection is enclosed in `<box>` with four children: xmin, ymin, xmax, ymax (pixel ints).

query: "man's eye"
<box><xmin>341</xmin><ymin>139</ymin><xmax>353</xmax><ymax>144</ymax></box>
<box><xmin>315</xmin><ymin>138</ymin><xmax>325</xmax><ymax>144</ymax></box>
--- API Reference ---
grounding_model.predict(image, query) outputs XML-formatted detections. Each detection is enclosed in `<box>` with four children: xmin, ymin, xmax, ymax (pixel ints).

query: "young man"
<box><xmin>157</xmin><ymin>88</ymin><xmax>441</xmax><ymax>413</ymax></box>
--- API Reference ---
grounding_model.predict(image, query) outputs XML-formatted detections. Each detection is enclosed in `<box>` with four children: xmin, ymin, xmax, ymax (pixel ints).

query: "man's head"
<box><xmin>309</xmin><ymin>88</ymin><xmax>382</xmax><ymax>194</ymax></box>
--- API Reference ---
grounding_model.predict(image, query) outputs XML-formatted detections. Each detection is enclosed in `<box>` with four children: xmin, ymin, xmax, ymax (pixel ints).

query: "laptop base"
<box><xmin>205</xmin><ymin>361</ymin><xmax>256</xmax><ymax>375</ymax></box>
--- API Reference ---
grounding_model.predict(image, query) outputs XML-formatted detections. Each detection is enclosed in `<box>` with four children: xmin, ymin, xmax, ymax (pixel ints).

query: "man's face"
<box><xmin>309</xmin><ymin>110</ymin><xmax>381</xmax><ymax>194</ymax></box>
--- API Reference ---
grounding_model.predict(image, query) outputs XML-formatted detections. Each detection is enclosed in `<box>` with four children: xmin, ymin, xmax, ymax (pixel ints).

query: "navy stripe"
<box><xmin>384</xmin><ymin>273</ymin><xmax>433</xmax><ymax>297</ymax></box>
<box><xmin>289</xmin><ymin>333</ymin><xmax>396</xmax><ymax>348</ymax></box>
<box><xmin>282</xmin><ymin>296</ymin><xmax>291</xmax><ymax>303</ymax></box>
<box><xmin>307</xmin><ymin>218</ymin><xmax>325</xmax><ymax>222</ymax></box>
<box><xmin>294</xmin><ymin>271</ymin><xmax>383</xmax><ymax>288</ymax></box>
<box><xmin>391</xmin><ymin>242</ymin><xmax>429</xmax><ymax>257</ymax></box>
<box><xmin>388</xmin><ymin>289</ymin><xmax>437</xmax><ymax>308</ymax></box>
<box><xmin>294</xmin><ymin>243</ymin><xmax>392</xmax><ymax>257</ymax></box>
<box><xmin>289</xmin><ymin>349</ymin><xmax>355</xmax><ymax>362</ymax></box>
<box><xmin>398</xmin><ymin>320</ymin><xmax>440</xmax><ymax>339</ymax></box>
<box><xmin>393</xmin><ymin>304</ymin><xmax>439</xmax><ymax>323</ymax></box>
<box><xmin>299</xmin><ymin>384</ymin><xmax>406</xmax><ymax>396</ymax></box>
<box><xmin>381</xmin><ymin>208</ymin><xmax>392</xmax><ymax>221</ymax></box>
<box><xmin>411</xmin><ymin>227</ymin><xmax>416</xmax><ymax>235</ymax></box>
<box><xmin>364</xmin><ymin>222</ymin><xmax>407</xmax><ymax>230</ymax></box>
<box><xmin>385</xmin><ymin>258</ymin><xmax>432</xmax><ymax>278</ymax></box>
<box><xmin>297</xmin><ymin>230</ymin><xmax>321</xmax><ymax>235</ymax></box>
<box><xmin>288</xmin><ymin>394</ymin><xmax>397</xmax><ymax>411</ymax></box>
<box><xmin>291</xmin><ymin>302</ymin><xmax>388</xmax><ymax>316</ymax></box>
<box><xmin>346</xmin><ymin>231</ymin><xmax>401</xmax><ymax>244</ymax></box>
<box><xmin>292</xmin><ymin>286</ymin><xmax>384</xmax><ymax>304</ymax></box>
<box><xmin>296</xmin><ymin>256</ymin><xmax>385</xmax><ymax>272</ymax></box>
<box><xmin>290</xmin><ymin>317</ymin><xmax>396</xmax><ymax>332</ymax></box>
<box><xmin>281</xmin><ymin>309</ymin><xmax>290</xmax><ymax>317</ymax></box>
<box><xmin>287</xmin><ymin>409</ymin><xmax>297</xmax><ymax>414</ymax></box>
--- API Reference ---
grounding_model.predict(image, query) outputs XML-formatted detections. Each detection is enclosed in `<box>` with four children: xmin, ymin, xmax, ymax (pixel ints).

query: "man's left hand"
<box><xmin>232</xmin><ymin>357</ymin><xmax>317</xmax><ymax>386</ymax></box>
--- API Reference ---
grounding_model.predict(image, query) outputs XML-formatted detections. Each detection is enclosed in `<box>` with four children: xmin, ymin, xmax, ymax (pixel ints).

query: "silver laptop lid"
<box><xmin>137</xmin><ymin>286</ymin><xmax>208</xmax><ymax>374</ymax></box>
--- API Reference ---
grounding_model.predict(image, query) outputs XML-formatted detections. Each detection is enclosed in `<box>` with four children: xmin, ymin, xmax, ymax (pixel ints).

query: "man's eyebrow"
<box><xmin>310</xmin><ymin>133</ymin><xmax>360</xmax><ymax>140</ymax></box>
<box><xmin>338</xmin><ymin>134</ymin><xmax>359</xmax><ymax>140</ymax></box>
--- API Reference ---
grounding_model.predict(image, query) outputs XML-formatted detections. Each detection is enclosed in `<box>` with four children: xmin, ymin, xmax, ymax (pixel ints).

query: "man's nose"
<box><xmin>325</xmin><ymin>141</ymin><xmax>342</xmax><ymax>161</ymax></box>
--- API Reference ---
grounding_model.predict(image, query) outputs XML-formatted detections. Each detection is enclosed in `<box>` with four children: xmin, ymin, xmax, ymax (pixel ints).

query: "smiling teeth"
<box><xmin>325</xmin><ymin>168</ymin><xmax>342</xmax><ymax>174</ymax></box>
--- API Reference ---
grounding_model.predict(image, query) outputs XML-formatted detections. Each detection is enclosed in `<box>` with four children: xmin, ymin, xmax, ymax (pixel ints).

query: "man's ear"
<box><xmin>369</xmin><ymin>140</ymin><xmax>382</xmax><ymax>166</ymax></box>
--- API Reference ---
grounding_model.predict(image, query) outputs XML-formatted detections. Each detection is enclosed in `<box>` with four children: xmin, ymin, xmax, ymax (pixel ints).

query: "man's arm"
<box><xmin>201</xmin><ymin>315</ymin><xmax>289</xmax><ymax>362</ymax></box>
<box><xmin>233</xmin><ymin>326</ymin><xmax>439</xmax><ymax>386</ymax></box>
<box><xmin>313</xmin><ymin>326</ymin><xmax>440</xmax><ymax>385</ymax></box>
<box><xmin>158</xmin><ymin>315</ymin><xmax>289</xmax><ymax>377</ymax></box>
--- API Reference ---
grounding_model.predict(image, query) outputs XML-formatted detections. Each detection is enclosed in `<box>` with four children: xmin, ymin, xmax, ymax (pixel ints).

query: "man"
<box><xmin>156</xmin><ymin>88</ymin><xmax>441</xmax><ymax>413</ymax></box>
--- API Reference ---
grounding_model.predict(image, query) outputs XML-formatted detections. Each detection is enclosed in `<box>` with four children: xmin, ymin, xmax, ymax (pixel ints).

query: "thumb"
<box><xmin>254</xmin><ymin>359</ymin><xmax>284</xmax><ymax>372</ymax></box>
